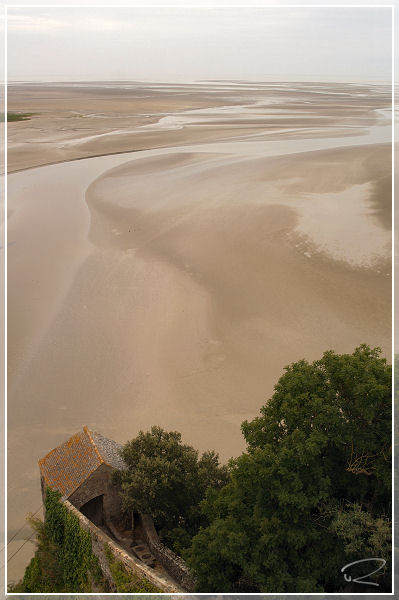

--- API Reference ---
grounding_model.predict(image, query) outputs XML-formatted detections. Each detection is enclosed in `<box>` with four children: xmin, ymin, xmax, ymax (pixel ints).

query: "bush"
<box><xmin>9</xmin><ymin>488</ymin><xmax>104</xmax><ymax>593</ymax></box>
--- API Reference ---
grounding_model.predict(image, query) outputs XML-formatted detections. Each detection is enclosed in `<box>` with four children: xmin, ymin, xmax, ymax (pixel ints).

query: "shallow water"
<box><xmin>6</xmin><ymin>86</ymin><xmax>392</xmax><ymax>585</ymax></box>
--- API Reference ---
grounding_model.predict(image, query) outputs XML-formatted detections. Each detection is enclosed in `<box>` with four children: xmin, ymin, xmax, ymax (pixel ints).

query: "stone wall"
<box><xmin>62</xmin><ymin>499</ymin><xmax>185</xmax><ymax>593</ymax></box>
<box><xmin>68</xmin><ymin>463</ymin><xmax>122</xmax><ymax>523</ymax></box>
<box><xmin>140</xmin><ymin>514</ymin><xmax>196</xmax><ymax>592</ymax></box>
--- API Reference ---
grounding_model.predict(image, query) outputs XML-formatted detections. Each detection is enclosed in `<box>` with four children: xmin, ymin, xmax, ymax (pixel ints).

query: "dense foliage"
<box><xmin>9</xmin><ymin>487</ymin><xmax>103</xmax><ymax>593</ymax></box>
<box><xmin>117</xmin><ymin>426</ymin><xmax>229</xmax><ymax>552</ymax></box>
<box><xmin>186</xmin><ymin>345</ymin><xmax>392</xmax><ymax>592</ymax></box>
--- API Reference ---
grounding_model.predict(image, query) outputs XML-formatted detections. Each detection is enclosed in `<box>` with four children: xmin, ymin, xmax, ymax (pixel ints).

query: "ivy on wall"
<box><xmin>9</xmin><ymin>487</ymin><xmax>104</xmax><ymax>593</ymax></box>
<box><xmin>104</xmin><ymin>544</ymin><xmax>161</xmax><ymax>593</ymax></box>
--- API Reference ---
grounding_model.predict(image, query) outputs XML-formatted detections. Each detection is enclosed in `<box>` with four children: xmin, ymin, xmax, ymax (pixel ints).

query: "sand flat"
<box><xmin>7</xmin><ymin>81</ymin><xmax>390</xmax><ymax>171</ymax></box>
<box><xmin>7</xmin><ymin>82</ymin><xmax>392</xmax><ymax>583</ymax></box>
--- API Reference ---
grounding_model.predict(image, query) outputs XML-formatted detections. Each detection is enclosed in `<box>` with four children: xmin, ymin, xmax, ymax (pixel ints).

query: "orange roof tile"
<box><xmin>38</xmin><ymin>426</ymin><xmax>125</xmax><ymax>498</ymax></box>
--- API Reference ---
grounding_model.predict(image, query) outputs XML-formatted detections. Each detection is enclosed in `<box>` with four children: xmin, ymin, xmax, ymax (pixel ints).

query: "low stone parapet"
<box><xmin>140</xmin><ymin>514</ymin><xmax>196</xmax><ymax>592</ymax></box>
<box><xmin>63</xmin><ymin>499</ymin><xmax>185</xmax><ymax>593</ymax></box>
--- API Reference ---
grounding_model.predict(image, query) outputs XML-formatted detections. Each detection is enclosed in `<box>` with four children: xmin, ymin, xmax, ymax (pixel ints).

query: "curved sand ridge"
<box><xmin>80</xmin><ymin>142</ymin><xmax>391</xmax><ymax>453</ymax></box>
<box><xmin>87</xmin><ymin>144</ymin><xmax>391</xmax><ymax>267</ymax></box>
<box><xmin>7</xmin><ymin>88</ymin><xmax>391</xmax><ymax>582</ymax></box>
<box><xmin>8</xmin><ymin>142</ymin><xmax>391</xmax><ymax>518</ymax></box>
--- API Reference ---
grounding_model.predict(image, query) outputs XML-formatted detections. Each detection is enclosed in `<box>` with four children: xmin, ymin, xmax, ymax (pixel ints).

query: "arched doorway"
<box><xmin>80</xmin><ymin>494</ymin><xmax>104</xmax><ymax>527</ymax></box>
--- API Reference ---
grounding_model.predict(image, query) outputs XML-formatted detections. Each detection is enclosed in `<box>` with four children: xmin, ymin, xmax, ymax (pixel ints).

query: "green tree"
<box><xmin>118</xmin><ymin>426</ymin><xmax>228</xmax><ymax>549</ymax></box>
<box><xmin>329</xmin><ymin>501</ymin><xmax>391</xmax><ymax>590</ymax></box>
<box><xmin>187</xmin><ymin>345</ymin><xmax>391</xmax><ymax>593</ymax></box>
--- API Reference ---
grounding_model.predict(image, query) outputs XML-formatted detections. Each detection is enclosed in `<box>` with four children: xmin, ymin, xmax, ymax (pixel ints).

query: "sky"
<box><xmin>6</xmin><ymin>6</ymin><xmax>392</xmax><ymax>83</ymax></box>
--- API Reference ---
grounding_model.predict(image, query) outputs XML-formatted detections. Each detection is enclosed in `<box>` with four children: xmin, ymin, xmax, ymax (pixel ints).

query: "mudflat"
<box><xmin>7</xmin><ymin>82</ymin><xmax>391</xmax><ymax>582</ymax></box>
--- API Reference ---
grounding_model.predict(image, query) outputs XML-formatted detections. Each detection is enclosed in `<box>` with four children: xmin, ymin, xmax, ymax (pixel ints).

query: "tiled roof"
<box><xmin>90</xmin><ymin>430</ymin><xmax>126</xmax><ymax>471</ymax></box>
<box><xmin>38</xmin><ymin>426</ymin><xmax>126</xmax><ymax>498</ymax></box>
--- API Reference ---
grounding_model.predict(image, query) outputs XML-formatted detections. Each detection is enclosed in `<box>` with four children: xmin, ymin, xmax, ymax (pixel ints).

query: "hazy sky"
<box><xmin>7</xmin><ymin>6</ymin><xmax>392</xmax><ymax>83</ymax></box>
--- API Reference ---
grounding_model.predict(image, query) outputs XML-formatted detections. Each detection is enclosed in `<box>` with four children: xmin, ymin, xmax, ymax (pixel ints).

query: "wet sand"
<box><xmin>8</xmin><ymin>81</ymin><xmax>390</xmax><ymax>172</ymax></box>
<box><xmin>7</xmin><ymin>82</ymin><xmax>392</xmax><ymax>583</ymax></box>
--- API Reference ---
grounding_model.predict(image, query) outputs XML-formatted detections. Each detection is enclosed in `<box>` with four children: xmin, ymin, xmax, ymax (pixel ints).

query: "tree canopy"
<box><xmin>117</xmin><ymin>426</ymin><xmax>229</xmax><ymax>551</ymax></box>
<box><xmin>186</xmin><ymin>345</ymin><xmax>392</xmax><ymax>592</ymax></box>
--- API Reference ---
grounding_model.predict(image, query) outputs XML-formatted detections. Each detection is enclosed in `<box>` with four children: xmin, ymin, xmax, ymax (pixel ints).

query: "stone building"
<box><xmin>39</xmin><ymin>425</ymin><xmax>125</xmax><ymax>527</ymax></box>
<box><xmin>38</xmin><ymin>426</ymin><xmax>195</xmax><ymax>592</ymax></box>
